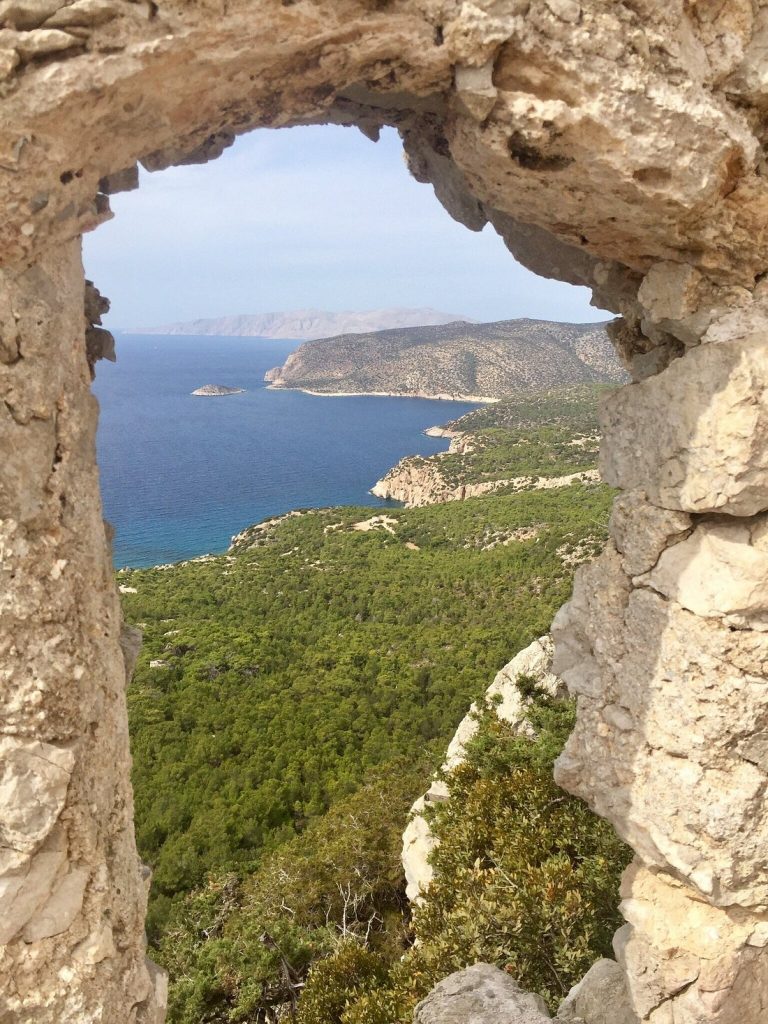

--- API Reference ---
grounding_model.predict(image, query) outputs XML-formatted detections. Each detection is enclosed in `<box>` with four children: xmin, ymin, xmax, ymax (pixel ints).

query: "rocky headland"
<box><xmin>371</xmin><ymin>455</ymin><xmax>600</xmax><ymax>507</ymax></box>
<box><xmin>371</xmin><ymin>388</ymin><xmax>604</xmax><ymax>507</ymax></box>
<box><xmin>264</xmin><ymin>318</ymin><xmax>626</xmax><ymax>401</ymax></box>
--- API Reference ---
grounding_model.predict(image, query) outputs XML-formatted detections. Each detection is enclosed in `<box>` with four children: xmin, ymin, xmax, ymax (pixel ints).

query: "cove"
<box><xmin>94</xmin><ymin>334</ymin><xmax>479</xmax><ymax>567</ymax></box>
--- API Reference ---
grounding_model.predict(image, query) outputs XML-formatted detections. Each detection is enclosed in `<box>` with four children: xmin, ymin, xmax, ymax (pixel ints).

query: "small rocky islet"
<box><xmin>190</xmin><ymin>384</ymin><xmax>245</xmax><ymax>396</ymax></box>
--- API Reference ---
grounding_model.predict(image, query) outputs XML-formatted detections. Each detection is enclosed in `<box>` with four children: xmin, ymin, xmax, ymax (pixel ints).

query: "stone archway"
<box><xmin>2</xmin><ymin>2</ymin><xmax>768</xmax><ymax>1020</ymax></box>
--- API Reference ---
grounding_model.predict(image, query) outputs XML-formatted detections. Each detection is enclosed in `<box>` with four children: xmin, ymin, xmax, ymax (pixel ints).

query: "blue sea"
<box><xmin>94</xmin><ymin>335</ymin><xmax>479</xmax><ymax>567</ymax></box>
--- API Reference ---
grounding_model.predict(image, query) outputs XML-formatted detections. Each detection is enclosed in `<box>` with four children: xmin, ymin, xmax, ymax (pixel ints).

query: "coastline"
<box><xmin>265</xmin><ymin>382</ymin><xmax>498</xmax><ymax>404</ymax></box>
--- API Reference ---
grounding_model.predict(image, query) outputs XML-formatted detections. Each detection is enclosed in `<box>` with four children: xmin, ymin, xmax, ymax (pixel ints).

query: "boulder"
<box><xmin>414</xmin><ymin>964</ymin><xmax>551</xmax><ymax>1024</ymax></box>
<box><xmin>556</xmin><ymin>959</ymin><xmax>638</xmax><ymax>1024</ymax></box>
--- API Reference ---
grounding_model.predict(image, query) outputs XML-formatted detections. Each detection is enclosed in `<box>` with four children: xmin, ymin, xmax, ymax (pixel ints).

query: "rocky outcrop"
<box><xmin>190</xmin><ymin>384</ymin><xmax>245</xmax><ymax>396</ymax></box>
<box><xmin>0</xmin><ymin>244</ymin><xmax>160</xmax><ymax>1022</ymax></box>
<box><xmin>557</xmin><ymin>959</ymin><xmax>638</xmax><ymax>1024</ymax></box>
<box><xmin>402</xmin><ymin>637</ymin><xmax>562</xmax><ymax>903</ymax></box>
<box><xmin>372</xmin><ymin>453</ymin><xmax>599</xmax><ymax>507</ymax></box>
<box><xmin>414</xmin><ymin>963</ymin><xmax>551</xmax><ymax>1024</ymax></box>
<box><xmin>5</xmin><ymin>1</ymin><xmax>768</xmax><ymax>1021</ymax></box>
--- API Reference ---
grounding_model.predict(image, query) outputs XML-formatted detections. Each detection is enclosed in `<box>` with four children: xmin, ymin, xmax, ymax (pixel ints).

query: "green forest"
<box><xmin>122</xmin><ymin>387</ymin><xmax>627</xmax><ymax>1021</ymax></box>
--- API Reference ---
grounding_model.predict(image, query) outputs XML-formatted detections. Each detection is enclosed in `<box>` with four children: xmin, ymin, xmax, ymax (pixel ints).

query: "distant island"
<box><xmin>128</xmin><ymin>307</ymin><xmax>475</xmax><ymax>340</ymax></box>
<box><xmin>264</xmin><ymin>317</ymin><xmax>625</xmax><ymax>401</ymax></box>
<box><xmin>191</xmin><ymin>384</ymin><xmax>245</xmax><ymax>396</ymax></box>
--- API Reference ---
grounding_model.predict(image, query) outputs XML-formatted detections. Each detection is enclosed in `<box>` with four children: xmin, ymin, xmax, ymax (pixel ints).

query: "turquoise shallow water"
<box><xmin>94</xmin><ymin>334</ymin><xmax>479</xmax><ymax>567</ymax></box>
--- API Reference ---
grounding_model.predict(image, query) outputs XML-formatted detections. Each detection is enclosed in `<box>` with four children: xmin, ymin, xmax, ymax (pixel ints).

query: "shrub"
<box><xmin>335</xmin><ymin>695</ymin><xmax>630</xmax><ymax>1020</ymax></box>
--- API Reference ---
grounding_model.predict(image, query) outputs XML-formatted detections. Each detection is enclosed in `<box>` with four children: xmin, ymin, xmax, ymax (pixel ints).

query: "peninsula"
<box><xmin>191</xmin><ymin>384</ymin><xmax>245</xmax><ymax>396</ymax></box>
<box><xmin>264</xmin><ymin>317</ymin><xmax>626</xmax><ymax>401</ymax></box>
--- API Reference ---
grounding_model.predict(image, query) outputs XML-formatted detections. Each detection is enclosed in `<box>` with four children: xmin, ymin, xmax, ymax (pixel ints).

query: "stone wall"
<box><xmin>3</xmin><ymin>1</ymin><xmax>768</xmax><ymax>1020</ymax></box>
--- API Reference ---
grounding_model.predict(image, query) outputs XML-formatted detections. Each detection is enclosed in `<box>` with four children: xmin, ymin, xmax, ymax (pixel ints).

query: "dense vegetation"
<box><xmin>373</xmin><ymin>385</ymin><xmax>609</xmax><ymax>500</ymax></box>
<box><xmin>436</xmin><ymin>386</ymin><xmax>607</xmax><ymax>489</ymax></box>
<box><xmin>153</xmin><ymin>685</ymin><xmax>629</xmax><ymax>1023</ymax></box>
<box><xmin>154</xmin><ymin>755</ymin><xmax>432</xmax><ymax>1022</ymax></box>
<box><xmin>124</xmin><ymin>484</ymin><xmax>610</xmax><ymax>926</ymax></box>
<box><xmin>266</xmin><ymin>319</ymin><xmax>625</xmax><ymax>398</ymax></box>
<box><xmin>444</xmin><ymin>383</ymin><xmax>608</xmax><ymax>434</ymax></box>
<box><xmin>298</xmin><ymin>690</ymin><xmax>629</xmax><ymax>1023</ymax></box>
<box><xmin>122</xmin><ymin>384</ymin><xmax>626</xmax><ymax>1019</ymax></box>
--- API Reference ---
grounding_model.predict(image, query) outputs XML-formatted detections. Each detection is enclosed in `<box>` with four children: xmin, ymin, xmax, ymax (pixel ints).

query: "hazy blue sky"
<box><xmin>84</xmin><ymin>125</ymin><xmax>605</xmax><ymax>328</ymax></box>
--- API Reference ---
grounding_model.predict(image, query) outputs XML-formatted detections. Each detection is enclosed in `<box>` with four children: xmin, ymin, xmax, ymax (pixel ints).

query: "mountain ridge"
<box><xmin>126</xmin><ymin>307</ymin><xmax>476</xmax><ymax>340</ymax></box>
<box><xmin>265</xmin><ymin>317</ymin><xmax>625</xmax><ymax>401</ymax></box>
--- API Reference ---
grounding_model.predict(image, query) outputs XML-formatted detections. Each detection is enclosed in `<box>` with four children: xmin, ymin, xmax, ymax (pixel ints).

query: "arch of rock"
<box><xmin>2</xmin><ymin>1</ymin><xmax>768</xmax><ymax>1021</ymax></box>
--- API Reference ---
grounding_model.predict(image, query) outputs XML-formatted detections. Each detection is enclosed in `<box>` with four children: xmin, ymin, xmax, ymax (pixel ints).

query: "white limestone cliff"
<box><xmin>402</xmin><ymin>636</ymin><xmax>562</xmax><ymax>903</ymax></box>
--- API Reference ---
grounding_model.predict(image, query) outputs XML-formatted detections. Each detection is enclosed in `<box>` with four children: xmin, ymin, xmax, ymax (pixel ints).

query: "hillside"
<box><xmin>123</xmin><ymin>484</ymin><xmax>613</xmax><ymax>1020</ymax></box>
<box><xmin>129</xmin><ymin>307</ymin><xmax>474</xmax><ymax>339</ymax></box>
<box><xmin>265</xmin><ymin>318</ymin><xmax>625</xmax><ymax>400</ymax></box>
<box><xmin>118</xmin><ymin>383</ymin><xmax>618</xmax><ymax>1021</ymax></box>
<box><xmin>371</xmin><ymin>386</ymin><xmax>607</xmax><ymax>507</ymax></box>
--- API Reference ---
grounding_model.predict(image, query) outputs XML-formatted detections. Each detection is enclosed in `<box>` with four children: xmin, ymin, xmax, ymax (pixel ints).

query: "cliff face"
<box><xmin>372</xmin><ymin>417</ymin><xmax>600</xmax><ymax>507</ymax></box>
<box><xmin>402</xmin><ymin>636</ymin><xmax>562</xmax><ymax>903</ymax></box>
<box><xmin>265</xmin><ymin>319</ymin><xmax>625</xmax><ymax>400</ymax></box>
<box><xmin>5</xmin><ymin>0</ymin><xmax>768</xmax><ymax>1021</ymax></box>
<box><xmin>372</xmin><ymin>452</ymin><xmax>600</xmax><ymax>507</ymax></box>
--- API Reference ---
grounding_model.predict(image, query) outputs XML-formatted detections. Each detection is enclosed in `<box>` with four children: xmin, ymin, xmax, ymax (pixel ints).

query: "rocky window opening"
<box><xmin>2</xmin><ymin>2</ymin><xmax>768</xmax><ymax>1022</ymax></box>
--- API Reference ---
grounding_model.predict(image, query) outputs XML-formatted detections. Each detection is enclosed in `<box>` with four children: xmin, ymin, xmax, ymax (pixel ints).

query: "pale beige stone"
<box><xmin>639</xmin><ymin>516</ymin><xmax>768</xmax><ymax>630</ymax></box>
<box><xmin>0</xmin><ymin>845</ymin><xmax>66</xmax><ymax>944</ymax></box>
<box><xmin>617</xmin><ymin>866</ymin><xmax>768</xmax><ymax>1024</ymax></box>
<box><xmin>0</xmin><ymin>738</ymin><xmax>73</xmax><ymax>853</ymax></box>
<box><xmin>555</xmin><ymin>549</ymin><xmax>768</xmax><ymax>908</ymax></box>
<box><xmin>454</xmin><ymin>61</ymin><xmax>497</xmax><ymax>121</ymax></box>
<box><xmin>0</xmin><ymin>45</ymin><xmax>18</xmax><ymax>77</ymax></box>
<box><xmin>0</xmin><ymin>244</ymin><xmax>153</xmax><ymax>1022</ymax></box>
<box><xmin>23</xmin><ymin>867</ymin><xmax>88</xmax><ymax>941</ymax></box>
<box><xmin>638</xmin><ymin>262</ymin><xmax>703</xmax><ymax>325</ymax></box>
<box><xmin>557</xmin><ymin>958</ymin><xmax>638</xmax><ymax>1024</ymax></box>
<box><xmin>414</xmin><ymin>963</ymin><xmax>551</xmax><ymax>1024</ymax></box>
<box><xmin>601</xmin><ymin>337</ymin><xmax>768</xmax><ymax>516</ymax></box>
<box><xmin>609</xmin><ymin>490</ymin><xmax>691</xmax><ymax>577</ymax></box>
<box><xmin>45</xmin><ymin>0</ymin><xmax>121</xmax><ymax>29</ymax></box>
<box><xmin>9</xmin><ymin>27</ymin><xmax>82</xmax><ymax>58</ymax></box>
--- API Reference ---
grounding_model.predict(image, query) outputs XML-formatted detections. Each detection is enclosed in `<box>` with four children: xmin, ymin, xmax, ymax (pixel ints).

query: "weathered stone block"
<box><xmin>601</xmin><ymin>337</ymin><xmax>768</xmax><ymax>516</ymax></box>
<box><xmin>414</xmin><ymin>963</ymin><xmax>551</xmax><ymax>1023</ymax></box>
<box><xmin>555</xmin><ymin>548</ymin><xmax>768</xmax><ymax>907</ymax></box>
<box><xmin>556</xmin><ymin>958</ymin><xmax>638</xmax><ymax>1024</ymax></box>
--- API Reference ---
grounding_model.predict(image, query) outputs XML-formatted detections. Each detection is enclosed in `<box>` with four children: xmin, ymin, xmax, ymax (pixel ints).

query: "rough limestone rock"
<box><xmin>608</xmin><ymin>490</ymin><xmax>691</xmax><ymax>578</ymax></box>
<box><xmin>554</xmin><ymin>545</ymin><xmax>768</xmax><ymax>909</ymax></box>
<box><xmin>616</xmin><ymin>865</ymin><xmax>768</xmax><ymax>1024</ymax></box>
<box><xmin>413</xmin><ymin>963</ymin><xmax>551</xmax><ymax>1024</ymax></box>
<box><xmin>556</xmin><ymin>958</ymin><xmax>638</xmax><ymax>1024</ymax></box>
<box><xmin>638</xmin><ymin>516</ymin><xmax>768</xmax><ymax>630</ymax></box>
<box><xmin>402</xmin><ymin>636</ymin><xmax>560</xmax><ymax>902</ymax></box>
<box><xmin>4</xmin><ymin>2</ymin><xmax>768</xmax><ymax>1021</ymax></box>
<box><xmin>600</xmin><ymin>337</ymin><xmax>768</xmax><ymax>517</ymax></box>
<box><xmin>0</xmin><ymin>243</ymin><xmax>157</xmax><ymax>1021</ymax></box>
